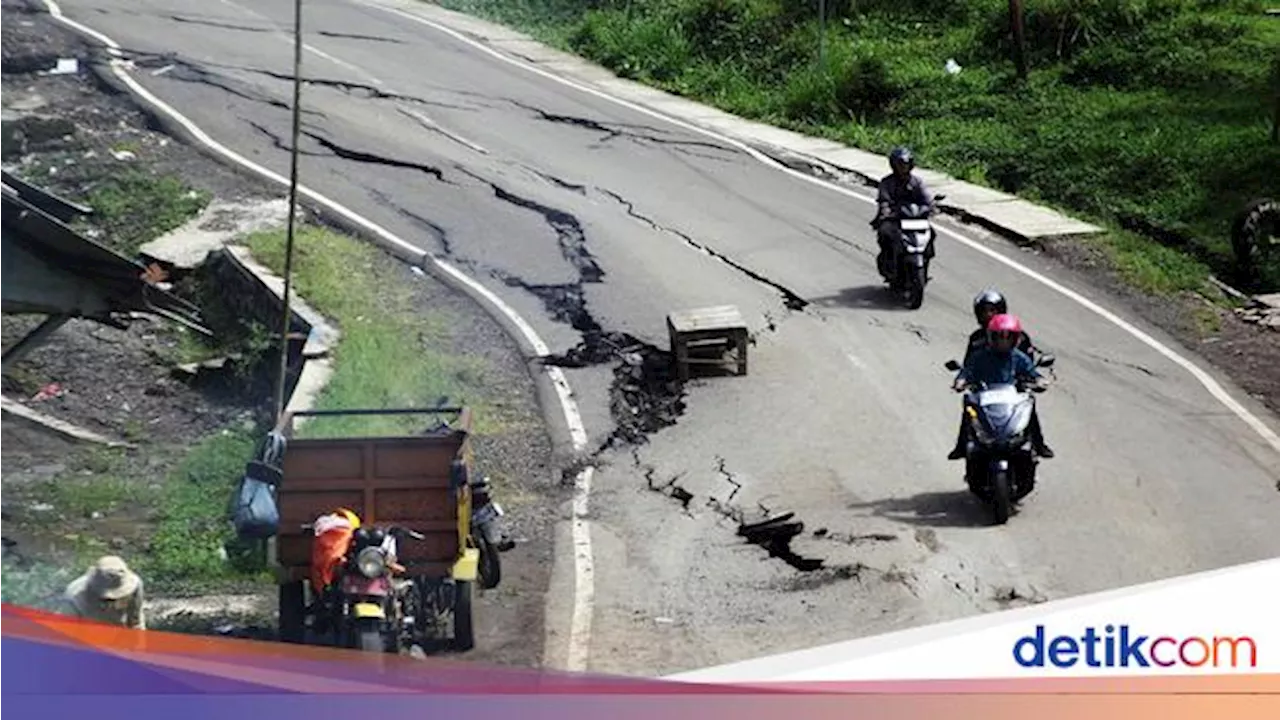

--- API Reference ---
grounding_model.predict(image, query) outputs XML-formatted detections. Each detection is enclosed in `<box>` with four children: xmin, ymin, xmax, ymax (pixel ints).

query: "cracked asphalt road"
<box><xmin>54</xmin><ymin>0</ymin><xmax>1280</xmax><ymax>676</ymax></box>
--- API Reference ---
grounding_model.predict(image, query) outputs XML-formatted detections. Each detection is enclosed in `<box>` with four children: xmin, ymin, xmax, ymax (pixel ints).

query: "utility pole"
<box><xmin>1009</xmin><ymin>0</ymin><xmax>1028</xmax><ymax>81</ymax></box>
<box><xmin>819</xmin><ymin>0</ymin><xmax>827</xmax><ymax>72</ymax></box>
<box><xmin>275</xmin><ymin>0</ymin><xmax>305</xmax><ymax>424</ymax></box>
<box><xmin>1272</xmin><ymin>53</ymin><xmax>1280</xmax><ymax>143</ymax></box>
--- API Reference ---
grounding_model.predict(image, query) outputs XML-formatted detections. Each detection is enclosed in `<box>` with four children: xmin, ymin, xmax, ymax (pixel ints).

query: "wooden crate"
<box><xmin>667</xmin><ymin>305</ymin><xmax>748</xmax><ymax>382</ymax></box>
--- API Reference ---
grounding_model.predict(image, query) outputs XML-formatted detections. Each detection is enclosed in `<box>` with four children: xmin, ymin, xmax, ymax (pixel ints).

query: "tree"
<box><xmin>1271</xmin><ymin>51</ymin><xmax>1280</xmax><ymax>143</ymax></box>
<box><xmin>1009</xmin><ymin>0</ymin><xmax>1028</xmax><ymax>81</ymax></box>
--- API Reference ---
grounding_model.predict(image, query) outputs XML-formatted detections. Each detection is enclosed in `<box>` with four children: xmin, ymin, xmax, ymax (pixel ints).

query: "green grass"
<box><xmin>0</xmin><ymin>556</ymin><xmax>80</xmax><ymax>610</ymax></box>
<box><xmin>143</xmin><ymin>429</ymin><xmax>263</xmax><ymax>587</ymax></box>
<box><xmin>242</xmin><ymin>225</ymin><xmax>502</xmax><ymax>439</ymax></box>
<box><xmin>438</xmin><ymin>0</ymin><xmax>1280</xmax><ymax>293</ymax></box>
<box><xmin>79</xmin><ymin>170</ymin><xmax>210</xmax><ymax>256</ymax></box>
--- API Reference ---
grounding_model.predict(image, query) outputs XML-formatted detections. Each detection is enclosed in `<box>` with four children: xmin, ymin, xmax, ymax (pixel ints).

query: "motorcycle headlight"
<box><xmin>356</xmin><ymin>546</ymin><xmax>386</xmax><ymax>579</ymax></box>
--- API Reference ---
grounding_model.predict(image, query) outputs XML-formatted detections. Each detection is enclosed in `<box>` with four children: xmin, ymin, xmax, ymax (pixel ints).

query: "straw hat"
<box><xmin>66</xmin><ymin>555</ymin><xmax>141</xmax><ymax>602</ymax></box>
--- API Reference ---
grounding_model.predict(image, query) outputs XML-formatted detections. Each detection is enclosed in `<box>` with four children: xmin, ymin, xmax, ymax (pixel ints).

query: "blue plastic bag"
<box><xmin>231</xmin><ymin>432</ymin><xmax>287</xmax><ymax>539</ymax></box>
<box><xmin>231</xmin><ymin>461</ymin><xmax>281</xmax><ymax>539</ymax></box>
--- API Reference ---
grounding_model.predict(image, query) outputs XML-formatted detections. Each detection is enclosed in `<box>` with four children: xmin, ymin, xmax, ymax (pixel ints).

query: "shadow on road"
<box><xmin>810</xmin><ymin>284</ymin><xmax>912</xmax><ymax>311</ymax></box>
<box><xmin>848</xmin><ymin>490</ymin><xmax>993</xmax><ymax>529</ymax></box>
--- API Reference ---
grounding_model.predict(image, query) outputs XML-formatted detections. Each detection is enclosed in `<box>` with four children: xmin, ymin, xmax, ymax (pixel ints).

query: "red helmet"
<box><xmin>986</xmin><ymin>313</ymin><xmax>1022</xmax><ymax>351</ymax></box>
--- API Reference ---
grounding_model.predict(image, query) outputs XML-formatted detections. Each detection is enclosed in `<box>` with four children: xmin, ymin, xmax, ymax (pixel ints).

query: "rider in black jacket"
<box><xmin>871</xmin><ymin>147</ymin><xmax>936</xmax><ymax>278</ymax></box>
<box><xmin>948</xmin><ymin>289</ymin><xmax>1055</xmax><ymax>460</ymax></box>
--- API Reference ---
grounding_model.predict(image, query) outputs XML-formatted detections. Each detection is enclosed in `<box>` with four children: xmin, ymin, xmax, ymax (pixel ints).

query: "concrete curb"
<box><xmin>218</xmin><ymin>244</ymin><xmax>339</xmax><ymax>420</ymax></box>
<box><xmin>399</xmin><ymin>1</ymin><xmax>1106</xmax><ymax>245</ymax></box>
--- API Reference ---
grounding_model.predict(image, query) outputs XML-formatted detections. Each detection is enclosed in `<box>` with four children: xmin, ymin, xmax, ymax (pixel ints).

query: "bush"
<box><xmin>782</xmin><ymin>45</ymin><xmax>902</xmax><ymax>123</ymax></box>
<box><xmin>570</xmin><ymin>10</ymin><xmax>692</xmax><ymax>81</ymax></box>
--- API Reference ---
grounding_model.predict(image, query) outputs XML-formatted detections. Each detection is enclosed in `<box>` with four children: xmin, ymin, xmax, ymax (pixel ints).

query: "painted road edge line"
<box><xmin>371</xmin><ymin>0</ymin><xmax>1280</xmax><ymax>458</ymax></box>
<box><xmin>40</xmin><ymin>0</ymin><xmax>597</xmax><ymax>673</ymax></box>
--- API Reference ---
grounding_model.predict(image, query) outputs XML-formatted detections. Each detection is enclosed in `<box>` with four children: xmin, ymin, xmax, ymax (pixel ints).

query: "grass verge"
<box><xmin>77</xmin><ymin>169</ymin><xmax>210</xmax><ymax>256</ymax></box>
<box><xmin>243</xmin><ymin>224</ymin><xmax>502</xmax><ymax>438</ymax></box>
<box><xmin>436</xmin><ymin>0</ymin><xmax>1280</xmax><ymax>295</ymax></box>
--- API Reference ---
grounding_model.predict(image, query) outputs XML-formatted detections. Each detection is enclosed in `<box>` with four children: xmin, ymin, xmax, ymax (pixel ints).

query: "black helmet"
<box><xmin>973</xmin><ymin>288</ymin><xmax>1007</xmax><ymax>326</ymax></box>
<box><xmin>889</xmin><ymin>146</ymin><xmax>914</xmax><ymax>171</ymax></box>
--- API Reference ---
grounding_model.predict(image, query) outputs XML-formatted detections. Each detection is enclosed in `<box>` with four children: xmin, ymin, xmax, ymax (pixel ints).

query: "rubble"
<box><xmin>1233</xmin><ymin>293</ymin><xmax>1280</xmax><ymax>330</ymax></box>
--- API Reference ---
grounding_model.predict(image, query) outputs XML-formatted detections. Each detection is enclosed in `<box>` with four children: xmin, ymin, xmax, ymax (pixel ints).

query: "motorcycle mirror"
<box><xmin>1038</xmin><ymin>354</ymin><xmax>1056</xmax><ymax>368</ymax></box>
<box><xmin>935</xmin><ymin>193</ymin><xmax>948</xmax><ymax>203</ymax></box>
<box><xmin>944</xmin><ymin>359</ymin><xmax>961</xmax><ymax>371</ymax></box>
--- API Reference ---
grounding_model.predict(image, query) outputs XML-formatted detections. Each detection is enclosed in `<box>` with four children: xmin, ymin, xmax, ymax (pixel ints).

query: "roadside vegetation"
<box><xmin>439</xmin><ymin>0</ymin><xmax>1280</xmax><ymax>294</ymax></box>
<box><xmin>243</xmin><ymin>226</ymin><xmax>503</xmax><ymax>439</ymax></box>
<box><xmin>3</xmin><ymin>225</ymin><xmax>515</xmax><ymax>603</ymax></box>
<box><xmin>78</xmin><ymin>170</ymin><xmax>211</xmax><ymax>256</ymax></box>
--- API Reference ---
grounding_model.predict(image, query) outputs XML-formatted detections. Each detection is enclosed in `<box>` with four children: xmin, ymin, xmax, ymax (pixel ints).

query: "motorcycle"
<box><xmin>878</xmin><ymin>194</ymin><xmax>946</xmax><ymax>310</ymax></box>
<box><xmin>470</xmin><ymin>475</ymin><xmax>515</xmax><ymax>590</ymax></box>
<box><xmin>944</xmin><ymin>354</ymin><xmax>1054</xmax><ymax>524</ymax></box>
<box><xmin>309</xmin><ymin>517</ymin><xmax>426</xmax><ymax>653</ymax></box>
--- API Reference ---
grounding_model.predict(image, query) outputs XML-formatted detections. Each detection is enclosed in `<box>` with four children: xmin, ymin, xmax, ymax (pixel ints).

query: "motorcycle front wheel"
<box><xmin>355</xmin><ymin>619</ymin><xmax>385</xmax><ymax>653</ymax></box>
<box><xmin>991</xmin><ymin>469</ymin><xmax>1012</xmax><ymax>525</ymax></box>
<box><xmin>907</xmin><ymin>265</ymin><xmax>927</xmax><ymax>309</ymax></box>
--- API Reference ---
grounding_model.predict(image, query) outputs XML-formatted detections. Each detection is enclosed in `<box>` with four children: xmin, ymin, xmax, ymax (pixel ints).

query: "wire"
<box><xmin>275</xmin><ymin>0</ymin><xmax>305</xmax><ymax>424</ymax></box>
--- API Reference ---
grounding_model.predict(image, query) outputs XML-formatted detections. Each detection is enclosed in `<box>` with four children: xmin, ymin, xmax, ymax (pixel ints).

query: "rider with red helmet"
<box><xmin>948</xmin><ymin>313</ymin><xmax>1054</xmax><ymax>460</ymax></box>
<box><xmin>964</xmin><ymin>288</ymin><xmax>1037</xmax><ymax>365</ymax></box>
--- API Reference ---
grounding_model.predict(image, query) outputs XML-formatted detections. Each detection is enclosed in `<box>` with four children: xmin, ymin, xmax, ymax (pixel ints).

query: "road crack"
<box><xmin>143</xmin><ymin>57</ymin><xmax>327</xmax><ymax>118</ymax></box>
<box><xmin>507</xmin><ymin>100</ymin><xmax>741</xmax><ymax>158</ymax></box>
<box><xmin>1083</xmin><ymin>351</ymin><xmax>1158</xmax><ymax>377</ymax></box>
<box><xmin>167</xmin><ymin>14</ymin><xmax>272</xmax><ymax>33</ymax></box>
<box><xmin>301</xmin><ymin>129</ymin><xmax>452</xmax><ymax>183</ymax></box>
<box><xmin>596</xmin><ymin>186</ymin><xmax>809</xmax><ymax>311</ymax></box>
<box><xmin>315</xmin><ymin>30</ymin><xmax>405</xmax><ymax>44</ymax></box>
<box><xmin>368</xmin><ymin>188</ymin><xmax>450</xmax><ymax>255</ymax></box>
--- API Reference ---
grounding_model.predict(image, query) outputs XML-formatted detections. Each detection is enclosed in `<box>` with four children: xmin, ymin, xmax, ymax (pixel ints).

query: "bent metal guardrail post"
<box><xmin>1</xmin><ymin>175</ymin><xmax>211</xmax><ymax>371</ymax></box>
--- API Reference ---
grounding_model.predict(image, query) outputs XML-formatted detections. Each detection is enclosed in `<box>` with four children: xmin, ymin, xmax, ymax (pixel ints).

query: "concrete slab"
<box><xmin>1255</xmin><ymin>293</ymin><xmax>1280</xmax><ymax>309</ymax></box>
<box><xmin>139</xmin><ymin>198</ymin><xmax>290</xmax><ymax>269</ymax></box>
<box><xmin>959</xmin><ymin>198</ymin><xmax>1104</xmax><ymax>239</ymax></box>
<box><xmin>734</xmin><ymin>124</ymin><xmax>847</xmax><ymax>156</ymax></box>
<box><xmin>809</xmin><ymin>147</ymin><xmax>888</xmax><ymax>179</ymax></box>
<box><xmin>931</xmin><ymin>181</ymin><xmax>1018</xmax><ymax>207</ymax></box>
<box><xmin>543</xmin><ymin>60</ymin><xmax>620</xmax><ymax>84</ymax></box>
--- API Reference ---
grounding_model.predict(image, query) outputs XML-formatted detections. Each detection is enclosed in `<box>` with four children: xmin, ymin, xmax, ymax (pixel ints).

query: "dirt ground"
<box><xmin>2</xmin><ymin>0</ymin><xmax>559</xmax><ymax>668</ymax></box>
<box><xmin>2</xmin><ymin>0</ymin><xmax>274</xmax><ymax>570</ymax></box>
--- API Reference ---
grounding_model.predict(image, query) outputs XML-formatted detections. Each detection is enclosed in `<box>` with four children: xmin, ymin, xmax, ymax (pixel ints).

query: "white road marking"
<box><xmin>397</xmin><ymin>106</ymin><xmax>490</xmax><ymax>154</ymax></box>
<box><xmin>218</xmin><ymin>0</ymin><xmax>386</xmax><ymax>85</ymax></box>
<box><xmin>40</xmin><ymin>0</ymin><xmax>596</xmax><ymax>672</ymax></box>
<box><xmin>366</xmin><ymin>0</ymin><xmax>1280</xmax><ymax>458</ymax></box>
<box><xmin>846</xmin><ymin>353</ymin><xmax>867</xmax><ymax>371</ymax></box>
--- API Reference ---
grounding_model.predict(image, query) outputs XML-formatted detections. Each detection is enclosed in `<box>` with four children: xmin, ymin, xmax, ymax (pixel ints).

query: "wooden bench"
<box><xmin>667</xmin><ymin>305</ymin><xmax>748</xmax><ymax>382</ymax></box>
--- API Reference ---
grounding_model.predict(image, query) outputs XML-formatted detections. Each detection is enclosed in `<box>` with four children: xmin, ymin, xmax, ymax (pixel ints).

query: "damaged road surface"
<box><xmin>52</xmin><ymin>0</ymin><xmax>1280</xmax><ymax>678</ymax></box>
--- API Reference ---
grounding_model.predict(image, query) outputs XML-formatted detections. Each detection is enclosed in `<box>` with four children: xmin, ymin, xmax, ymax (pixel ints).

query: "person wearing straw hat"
<box><xmin>64</xmin><ymin>555</ymin><xmax>146</xmax><ymax>629</ymax></box>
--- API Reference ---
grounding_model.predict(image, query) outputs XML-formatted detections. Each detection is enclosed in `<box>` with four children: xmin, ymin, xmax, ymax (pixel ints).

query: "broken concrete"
<box><xmin>138</xmin><ymin>198</ymin><xmax>291</xmax><ymax>269</ymax></box>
